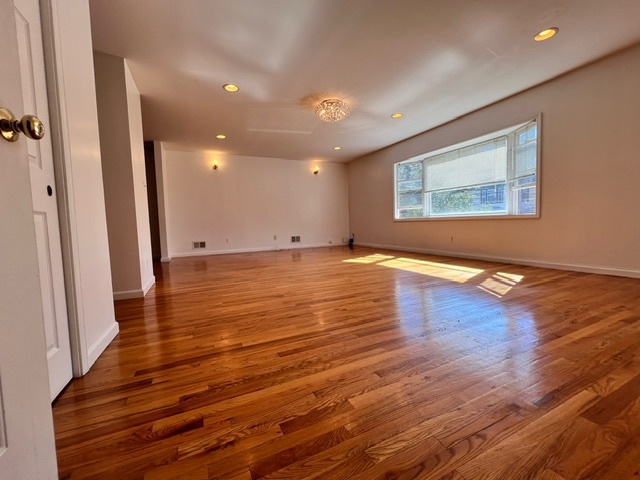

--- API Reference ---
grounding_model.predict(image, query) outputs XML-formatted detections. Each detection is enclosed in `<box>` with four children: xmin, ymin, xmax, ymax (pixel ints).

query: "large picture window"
<box><xmin>395</xmin><ymin>117</ymin><xmax>539</xmax><ymax>219</ymax></box>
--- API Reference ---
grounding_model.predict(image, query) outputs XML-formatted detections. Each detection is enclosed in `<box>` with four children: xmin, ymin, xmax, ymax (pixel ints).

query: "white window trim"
<box><xmin>394</xmin><ymin>113</ymin><xmax>542</xmax><ymax>221</ymax></box>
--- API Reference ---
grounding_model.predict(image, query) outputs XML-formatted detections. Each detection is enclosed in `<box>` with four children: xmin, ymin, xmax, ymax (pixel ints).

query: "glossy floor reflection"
<box><xmin>53</xmin><ymin>246</ymin><xmax>640</xmax><ymax>479</ymax></box>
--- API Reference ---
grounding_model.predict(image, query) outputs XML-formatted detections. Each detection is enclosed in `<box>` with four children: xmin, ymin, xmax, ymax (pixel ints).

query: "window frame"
<box><xmin>394</xmin><ymin>114</ymin><xmax>542</xmax><ymax>221</ymax></box>
<box><xmin>394</xmin><ymin>160</ymin><xmax>424</xmax><ymax>218</ymax></box>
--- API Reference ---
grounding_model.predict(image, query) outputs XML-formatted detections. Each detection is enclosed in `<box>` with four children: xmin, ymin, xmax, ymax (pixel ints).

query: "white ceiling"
<box><xmin>89</xmin><ymin>0</ymin><xmax>640</xmax><ymax>163</ymax></box>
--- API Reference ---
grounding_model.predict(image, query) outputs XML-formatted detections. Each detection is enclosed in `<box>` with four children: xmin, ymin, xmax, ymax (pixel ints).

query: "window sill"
<box><xmin>394</xmin><ymin>213</ymin><xmax>540</xmax><ymax>222</ymax></box>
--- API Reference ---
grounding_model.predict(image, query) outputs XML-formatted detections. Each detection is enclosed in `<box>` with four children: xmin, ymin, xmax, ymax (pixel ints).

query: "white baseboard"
<box><xmin>170</xmin><ymin>243</ymin><xmax>340</xmax><ymax>258</ymax></box>
<box><xmin>113</xmin><ymin>275</ymin><xmax>156</xmax><ymax>300</ymax></box>
<box><xmin>142</xmin><ymin>275</ymin><xmax>156</xmax><ymax>295</ymax></box>
<box><xmin>86</xmin><ymin>321</ymin><xmax>119</xmax><ymax>369</ymax></box>
<box><xmin>356</xmin><ymin>242</ymin><xmax>640</xmax><ymax>279</ymax></box>
<box><xmin>113</xmin><ymin>289</ymin><xmax>143</xmax><ymax>300</ymax></box>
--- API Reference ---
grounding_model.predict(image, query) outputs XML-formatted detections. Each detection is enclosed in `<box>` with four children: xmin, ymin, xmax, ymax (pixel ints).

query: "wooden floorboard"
<box><xmin>53</xmin><ymin>246</ymin><xmax>640</xmax><ymax>479</ymax></box>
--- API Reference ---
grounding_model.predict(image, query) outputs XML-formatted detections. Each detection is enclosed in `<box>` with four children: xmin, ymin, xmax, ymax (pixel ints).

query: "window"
<box><xmin>395</xmin><ymin>117</ymin><xmax>539</xmax><ymax>219</ymax></box>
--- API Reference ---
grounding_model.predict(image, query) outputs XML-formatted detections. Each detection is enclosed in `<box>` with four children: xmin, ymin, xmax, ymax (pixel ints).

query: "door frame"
<box><xmin>39</xmin><ymin>0</ymin><xmax>89</xmax><ymax>376</ymax></box>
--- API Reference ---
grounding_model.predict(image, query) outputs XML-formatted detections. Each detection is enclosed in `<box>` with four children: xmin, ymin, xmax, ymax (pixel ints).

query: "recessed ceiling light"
<box><xmin>534</xmin><ymin>27</ymin><xmax>558</xmax><ymax>42</ymax></box>
<box><xmin>391</xmin><ymin>113</ymin><xmax>403</xmax><ymax>119</ymax></box>
<box><xmin>333</xmin><ymin>146</ymin><xmax>341</xmax><ymax>150</ymax></box>
<box><xmin>216</xmin><ymin>134</ymin><xmax>226</xmax><ymax>139</ymax></box>
<box><xmin>223</xmin><ymin>84</ymin><xmax>239</xmax><ymax>93</ymax></box>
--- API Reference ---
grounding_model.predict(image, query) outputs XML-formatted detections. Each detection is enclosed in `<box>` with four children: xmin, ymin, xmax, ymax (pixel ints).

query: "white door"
<box><xmin>14</xmin><ymin>0</ymin><xmax>73</xmax><ymax>400</ymax></box>
<box><xmin>0</xmin><ymin>0</ymin><xmax>59</xmax><ymax>476</ymax></box>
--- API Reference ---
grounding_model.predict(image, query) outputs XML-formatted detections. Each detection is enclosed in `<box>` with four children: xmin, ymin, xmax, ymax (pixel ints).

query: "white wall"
<box><xmin>349</xmin><ymin>44</ymin><xmax>640</xmax><ymax>278</ymax></box>
<box><xmin>93</xmin><ymin>52</ymin><xmax>154</xmax><ymax>299</ymax></box>
<box><xmin>94</xmin><ymin>53</ymin><xmax>140</xmax><ymax>293</ymax></box>
<box><xmin>164</xmin><ymin>151</ymin><xmax>349</xmax><ymax>256</ymax></box>
<box><xmin>42</xmin><ymin>0</ymin><xmax>119</xmax><ymax>372</ymax></box>
<box><xmin>154</xmin><ymin>141</ymin><xmax>171</xmax><ymax>262</ymax></box>
<box><xmin>124</xmin><ymin>61</ymin><xmax>155</xmax><ymax>292</ymax></box>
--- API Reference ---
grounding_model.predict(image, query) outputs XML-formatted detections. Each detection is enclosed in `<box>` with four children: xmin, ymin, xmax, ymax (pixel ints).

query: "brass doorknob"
<box><xmin>0</xmin><ymin>107</ymin><xmax>45</xmax><ymax>142</ymax></box>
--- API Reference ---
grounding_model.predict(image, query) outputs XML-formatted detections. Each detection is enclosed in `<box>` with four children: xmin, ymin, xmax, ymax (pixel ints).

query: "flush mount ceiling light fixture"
<box><xmin>223</xmin><ymin>84</ymin><xmax>239</xmax><ymax>92</ymax></box>
<box><xmin>534</xmin><ymin>27</ymin><xmax>559</xmax><ymax>41</ymax></box>
<box><xmin>314</xmin><ymin>99</ymin><xmax>351</xmax><ymax>123</ymax></box>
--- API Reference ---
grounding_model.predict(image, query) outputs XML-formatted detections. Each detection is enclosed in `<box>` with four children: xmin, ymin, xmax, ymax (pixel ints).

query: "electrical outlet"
<box><xmin>226</xmin><ymin>238</ymin><xmax>229</xmax><ymax>243</ymax></box>
<box><xmin>450</xmin><ymin>236</ymin><xmax>454</xmax><ymax>243</ymax></box>
<box><xmin>273</xmin><ymin>235</ymin><xmax>277</xmax><ymax>241</ymax></box>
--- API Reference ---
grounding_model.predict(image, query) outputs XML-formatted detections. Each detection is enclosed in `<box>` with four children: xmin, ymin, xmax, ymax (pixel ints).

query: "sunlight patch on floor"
<box><xmin>496</xmin><ymin>272</ymin><xmax>524</xmax><ymax>283</ymax></box>
<box><xmin>379</xmin><ymin>257</ymin><xmax>483</xmax><ymax>283</ymax></box>
<box><xmin>478</xmin><ymin>272</ymin><xmax>524</xmax><ymax>297</ymax></box>
<box><xmin>343</xmin><ymin>254</ymin><xmax>395</xmax><ymax>264</ymax></box>
<box><xmin>344</xmin><ymin>253</ymin><xmax>525</xmax><ymax>296</ymax></box>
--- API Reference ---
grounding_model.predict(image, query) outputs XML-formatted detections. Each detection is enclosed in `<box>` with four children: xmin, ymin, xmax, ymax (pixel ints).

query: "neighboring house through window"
<box><xmin>395</xmin><ymin>116</ymin><xmax>540</xmax><ymax>220</ymax></box>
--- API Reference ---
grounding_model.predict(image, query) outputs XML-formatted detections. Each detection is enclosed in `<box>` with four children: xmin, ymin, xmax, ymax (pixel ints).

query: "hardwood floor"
<box><xmin>53</xmin><ymin>246</ymin><xmax>640</xmax><ymax>479</ymax></box>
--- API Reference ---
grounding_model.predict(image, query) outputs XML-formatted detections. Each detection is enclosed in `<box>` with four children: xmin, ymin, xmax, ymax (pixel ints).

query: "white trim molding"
<box><xmin>142</xmin><ymin>275</ymin><xmax>156</xmax><ymax>295</ymax></box>
<box><xmin>356</xmin><ymin>242</ymin><xmax>640</xmax><ymax>279</ymax></box>
<box><xmin>113</xmin><ymin>289</ymin><xmax>144</xmax><ymax>300</ymax></box>
<box><xmin>87</xmin><ymin>322</ymin><xmax>119</xmax><ymax>367</ymax></box>
<box><xmin>114</xmin><ymin>276</ymin><xmax>155</xmax><ymax>300</ymax></box>
<box><xmin>170</xmin><ymin>243</ymin><xmax>342</xmax><ymax>258</ymax></box>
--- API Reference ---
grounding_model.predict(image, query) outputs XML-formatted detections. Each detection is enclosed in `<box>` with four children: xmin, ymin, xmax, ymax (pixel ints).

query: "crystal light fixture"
<box><xmin>314</xmin><ymin>99</ymin><xmax>351</xmax><ymax>123</ymax></box>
